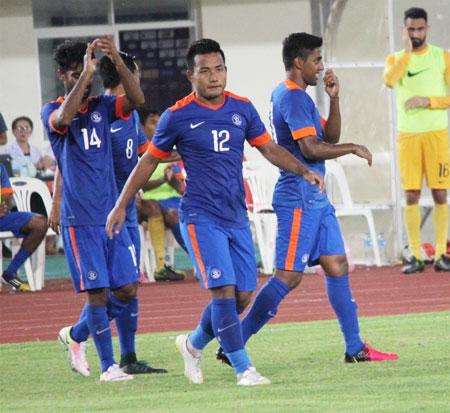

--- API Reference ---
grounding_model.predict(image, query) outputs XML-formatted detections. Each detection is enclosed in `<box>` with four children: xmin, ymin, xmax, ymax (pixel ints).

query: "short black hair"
<box><xmin>137</xmin><ymin>108</ymin><xmax>160</xmax><ymax>125</ymax></box>
<box><xmin>404</xmin><ymin>7</ymin><xmax>427</xmax><ymax>22</ymax></box>
<box><xmin>53</xmin><ymin>40</ymin><xmax>86</xmax><ymax>71</ymax></box>
<box><xmin>186</xmin><ymin>38</ymin><xmax>225</xmax><ymax>71</ymax></box>
<box><xmin>99</xmin><ymin>52</ymin><xmax>137</xmax><ymax>89</ymax></box>
<box><xmin>282</xmin><ymin>32</ymin><xmax>323</xmax><ymax>70</ymax></box>
<box><xmin>12</xmin><ymin>116</ymin><xmax>33</xmax><ymax>131</ymax></box>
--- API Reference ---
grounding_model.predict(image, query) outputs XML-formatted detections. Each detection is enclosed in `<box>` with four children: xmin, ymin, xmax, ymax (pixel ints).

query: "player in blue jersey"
<box><xmin>49</xmin><ymin>51</ymin><xmax>167</xmax><ymax>375</ymax></box>
<box><xmin>0</xmin><ymin>164</ymin><xmax>47</xmax><ymax>291</ymax></box>
<box><xmin>106</xmin><ymin>38</ymin><xmax>323</xmax><ymax>386</ymax></box>
<box><xmin>42</xmin><ymin>37</ymin><xmax>145</xmax><ymax>381</ymax></box>
<box><xmin>219</xmin><ymin>33</ymin><xmax>398</xmax><ymax>364</ymax></box>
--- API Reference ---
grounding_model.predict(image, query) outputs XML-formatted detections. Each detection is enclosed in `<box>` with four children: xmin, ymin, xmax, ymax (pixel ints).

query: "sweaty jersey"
<box><xmin>111</xmin><ymin>110</ymin><xmax>148</xmax><ymax>227</ymax></box>
<box><xmin>41</xmin><ymin>95</ymin><xmax>129</xmax><ymax>226</ymax></box>
<box><xmin>271</xmin><ymin>79</ymin><xmax>328</xmax><ymax>209</ymax></box>
<box><xmin>147</xmin><ymin>91</ymin><xmax>271</xmax><ymax>227</ymax></box>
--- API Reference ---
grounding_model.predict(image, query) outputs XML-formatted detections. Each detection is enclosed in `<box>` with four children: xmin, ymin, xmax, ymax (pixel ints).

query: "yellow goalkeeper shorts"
<box><xmin>398</xmin><ymin>128</ymin><xmax>450</xmax><ymax>190</ymax></box>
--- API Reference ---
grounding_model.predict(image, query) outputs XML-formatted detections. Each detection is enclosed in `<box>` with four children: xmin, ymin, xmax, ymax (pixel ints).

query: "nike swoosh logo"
<box><xmin>190</xmin><ymin>121</ymin><xmax>205</xmax><ymax>129</ymax></box>
<box><xmin>407</xmin><ymin>69</ymin><xmax>428</xmax><ymax>77</ymax></box>
<box><xmin>96</xmin><ymin>327</ymin><xmax>111</xmax><ymax>335</ymax></box>
<box><xmin>110</xmin><ymin>127</ymin><xmax>122</xmax><ymax>133</ymax></box>
<box><xmin>268</xmin><ymin>311</ymin><xmax>276</xmax><ymax>317</ymax></box>
<box><xmin>72</xmin><ymin>117</ymin><xmax>79</xmax><ymax>121</ymax></box>
<box><xmin>217</xmin><ymin>322</ymin><xmax>238</xmax><ymax>333</ymax></box>
<box><xmin>130</xmin><ymin>312</ymin><xmax>139</xmax><ymax>317</ymax></box>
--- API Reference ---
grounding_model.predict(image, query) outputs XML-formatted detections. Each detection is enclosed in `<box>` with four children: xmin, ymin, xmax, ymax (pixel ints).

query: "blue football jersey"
<box><xmin>147</xmin><ymin>91</ymin><xmax>271</xmax><ymax>227</ymax></box>
<box><xmin>0</xmin><ymin>163</ymin><xmax>12</xmax><ymax>198</ymax></box>
<box><xmin>111</xmin><ymin>110</ymin><xmax>148</xmax><ymax>227</ymax></box>
<box><xmin>271</xmin><ymin>80</ymin><xmax>328</xmax><ymax>209</ymax></box>
<box><xmin>41</xmin><ymin>94</ymin><xmax>129</xmax><ymax>226</ymax></box>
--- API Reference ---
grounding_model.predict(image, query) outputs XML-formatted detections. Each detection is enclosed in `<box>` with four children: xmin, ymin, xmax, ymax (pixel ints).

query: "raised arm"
<box><xmin>49</xmin><ymin>166</ymin><xmax>62</xmax><ymax>234</ymax></box>
<box><xmin>323</xmin><ymin>69</ymin><xmax>341</xmax><ymax>144</ymax></box>
<box><xmin>256</xmin><ymin>140</ymin><xmax>324</xmax><ymax>191</ymax></box>
<box><xmin>52</xmin><ymin>41</ymin><xmax>98</xmax><ymax>130</ymax></box>
<box><xmin>97</xmin><ymin>36</ymin><xmax>145</xmax><ymax>114</ymax></box>
<box><xmin>384</xmin><ymin>28</ymin><xmax>412</xmax><ymax>88</ymax></box>
<box><xmin>106</xmin><ymin>152</ymin><xmax>160</xmax><ymax>238</ymax></box>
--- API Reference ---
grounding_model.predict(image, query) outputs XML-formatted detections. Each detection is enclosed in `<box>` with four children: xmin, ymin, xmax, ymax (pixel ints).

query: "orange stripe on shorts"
<box><xmin>68</xmin><ymin>226</ymin><xmax>84</xmax><ymax>290</ymax></box>
<box><xmin>284</xmin><ymin>208</ymin><xmax>302</xmax><ymax>271</ymax></box>
<box><xmin>187</xmin><ymin>224</ymin><xmax>208</xmax><ymax>288</ymax></box>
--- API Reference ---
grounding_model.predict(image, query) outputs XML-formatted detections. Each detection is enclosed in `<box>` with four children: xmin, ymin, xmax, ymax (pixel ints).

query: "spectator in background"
<box><xmin>384</xmin><ymin>7</ymin><xmax>450</xmax><ymax>274</ymax></box>
<box><xmin>0</xmin><ymin>112</ymin><xmax>8</xmax><ymax>145</ymax></box>
<box><xmin>137</xmin><ymin>109</ymin><xmax>186</xmax><ymax>281</ymax></box>
<box><xmin>0</xmin><ymin>116</ymin><xmax>54</xmax><ymax>177</ymax></box>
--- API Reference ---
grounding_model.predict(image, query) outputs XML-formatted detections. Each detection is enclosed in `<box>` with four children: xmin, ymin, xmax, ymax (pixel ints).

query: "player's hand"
<box><xmin>304</xmin><ymin>171</ymin><xmax>325</xmax><ymax>193</ymax></box>
<box><xmin>405</xmin><ymin>96</ymin><xmax>430</xmax><ymax>110</ymax></box>
<box><xmin>97</xmin><ymin>35</ymin><xmax>121</xmax><ymax>65</ymax></box>
<box><xmin>402</xmin><ymin>27</ymin><xmax>413</xmax><ymax>53</ymax></box>
<box><xmin>324</xmin><ymin>69</ymin><xmax>339</xmax><ymax>98</ymax></box>
<box><xmin>164</xmin><ymin>164</ymin><xmax>174</xmax><ymax>182</ymax></box>
<box><xmin>83</xmin><ymin>40</ymin><xmax>99</xmax><ymax>76</ymax></box>
<box><xmin>48</xmin><ymin>203</ymin><xmax>61</xmax><ymax>235</ymax></box>
<box><xmin>353</xmin><ymin>144</ymin><xmax>372</xmax><ymax>166</ymax></box>
<box><xmin>0</xmin><ymin>201</ymin><xmax>8</xmax><ymax>218</ymax></box>
<box><xmin>106</xmin><ymin>206</ymin><xmax>126</xmax><ymax>239</ymax></box>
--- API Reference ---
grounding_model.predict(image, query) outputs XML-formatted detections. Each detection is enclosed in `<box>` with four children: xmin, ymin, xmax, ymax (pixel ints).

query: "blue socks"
<box><xmin>70</xmin><ymin>305</ymin><xmax>90</xmax><ymax>343</ymax></box>
<box><xmin>190</xmin><ymin>301</ymin><xmax>215</xmax><ymax>350</ymax></box>
<box><xmin>325</xmin><ymin>274</ymin><xmax>364</xmax><ymax>356</ymax></box>
<box><xmin>211</xmin><ymin>298</ymin><xmax>250</xmax><ymax>374</ymax></box>
<box><xmin>241</xmin><ymin>276</ymin><xmax>290</xmax><ymax>344</ymax></box>
<box><xmin>3</xmin><ymin>248</ymin><xmax>31</xmax><ymax>280</ymax></box>
<box><xmin>115</xmin><ymin>297</ymin><xmax>138</xmax><ymax>356</ymax></box>
<box><xmin>86</xmin><ymin>305</ymin><xmax>115</xmax><ymax>372</ymax></box>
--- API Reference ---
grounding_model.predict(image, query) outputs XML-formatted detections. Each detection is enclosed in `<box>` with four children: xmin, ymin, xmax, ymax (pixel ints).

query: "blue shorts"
<box><xmin>275</xmin><ymin>203</ymin><xmax>345</xmax><ymax>272</ymax></box>
<box><xmin>180</xmin><ymin>217</ymin><xmax>257</xmax><ymax>292</ymax></box>
<box><xmin>159</xmin><ymin>196</ymin><xmax>181</xmax><ymax>211</ymax></box>
<box><xmin>0</xmin><ymin>211</ymin><xmax>35</xmax><ymax>237</ymax></box>
<box><xmin>62</xmin><ymin>226</ymin><xmax>139</xmax><ymax>293</ymax></box>
<box><xmin>127</xmin><ymin>225</ymin><xmax>141</xmax><ymax>266</ymax></box>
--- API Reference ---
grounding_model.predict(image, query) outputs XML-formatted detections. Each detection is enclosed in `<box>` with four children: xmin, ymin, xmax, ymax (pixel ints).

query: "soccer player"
<box><xmin>384</xmin><ymin>7</ymin><xmax>450</xmax><ymax>274</ymax></box>
<box><xmin>106</xmin><ymin>38</ymin><xmax>323</xmax><ymax>386</ymax></box>
<box><xmin>42</xmin><ymin>37</ymin><xmax>145</xmax><ymax>381</ymax></box>
<box><xmin>217</xmin><ymin>33</ymin><xmax>398</xmax><ymax>365</ymax></box>
<box><xmin>49</xmin><ymin>51</ymin><xmax>167</xmax><ymax>375</ymax></box>
<box><xmin>0</xmin><ymin>164</ymin><xmax>47</xmax><ymax>291</ymax></box>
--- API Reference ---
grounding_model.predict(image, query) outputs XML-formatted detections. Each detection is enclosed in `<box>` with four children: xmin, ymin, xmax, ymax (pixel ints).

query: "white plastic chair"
<box><xmin>243</xmin><ymin>160</ymin><xmax>279</xmax><ymax>274</ymax></box>
<box><xmin>325</xmin><ymin>160</ymin><xmax>387</xmax><ymax>266</ymax></box>
<box><xmin>7</xmin><ymin>177</ymin><xmax>55</xmax><ymax>290</ymax></box>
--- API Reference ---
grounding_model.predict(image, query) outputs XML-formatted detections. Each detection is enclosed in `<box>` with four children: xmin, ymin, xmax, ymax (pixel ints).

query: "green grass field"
<box><xmin>1</xmin><ymin>312</ymin><xmax>449</xmax><ymax>413</ymax></box>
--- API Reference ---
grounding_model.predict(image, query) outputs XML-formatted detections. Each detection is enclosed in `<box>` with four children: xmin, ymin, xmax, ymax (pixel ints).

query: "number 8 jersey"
<box><xmin>41</xmin><ymin>95</ymin><xmax>129</xmax><ymax>226</ymax></box>
<box><xmin>147</xmin><ymin>91</ymin><xmax>271</xmax><ymax>227</ymax></box>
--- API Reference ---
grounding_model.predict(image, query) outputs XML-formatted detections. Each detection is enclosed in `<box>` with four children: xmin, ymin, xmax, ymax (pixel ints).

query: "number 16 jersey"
<box><xmin>147</xmin><ymin>91</ymin><xmax>271</xmax><ymax>228</ymax></box>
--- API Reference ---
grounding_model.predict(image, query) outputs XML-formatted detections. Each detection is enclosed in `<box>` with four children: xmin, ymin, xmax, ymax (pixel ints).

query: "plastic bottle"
<box><xmin>363</xmin><ymin>233</ymin><xmax>374</xmax><ymax>266</ymax></box>
<box><xmin>377</xmin><ymin>232</ymin><xmax>387</xmax><ymax>265</ymax></box>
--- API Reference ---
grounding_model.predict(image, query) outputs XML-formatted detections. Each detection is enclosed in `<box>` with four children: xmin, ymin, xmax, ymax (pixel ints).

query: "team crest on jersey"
<box><xmin>231</xmin><ymin>113</ymin><xmax>242</xmax><ymax>126</ymax></box>
<box><xmin>210</xmin><ymin>268</ymin><xmax>222</xmax><ymax>279</ymax></box>
<box><xmin>301</xmin><ymin>254</ymin><xmax>309</xmax><ymax>264</ymax></box>
<box><xmin>87</xmin><ymin>270</ymin><xmax>97</xmax><ymax>281</ymax></box>
<box><xmin>91</xmin><ymin>112</ymin><xmax>102</xmax><ymax>123</ymax></box>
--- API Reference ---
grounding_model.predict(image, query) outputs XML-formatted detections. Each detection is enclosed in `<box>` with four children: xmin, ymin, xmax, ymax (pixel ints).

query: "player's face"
<box><xmin>302</xmin><ymin>49</ymin><xmax>324</xmax><ymax>86</ymax></box>
<box><xmin>59</xmin><ymin>62</ymin><xmax>92</xmax><ymax>99</ymax></box>
<box><xmin>405</xmin><ymin>18</ymin><xmax>428</xmax><ymax>49</ymax></box>
<box><xmin>143</xmin><ymin>113</ymin><xmax>160</xmax><ymax>141</ymax></box>
<box><xmin>188</xmin><ymin>52</ymin><xmax>227</xmax><ymax>105</ymax></box>
<box><xmin>12</xmin><ymin>119</ymin><xmax>33</xmax><ymax>143</ymax></box>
